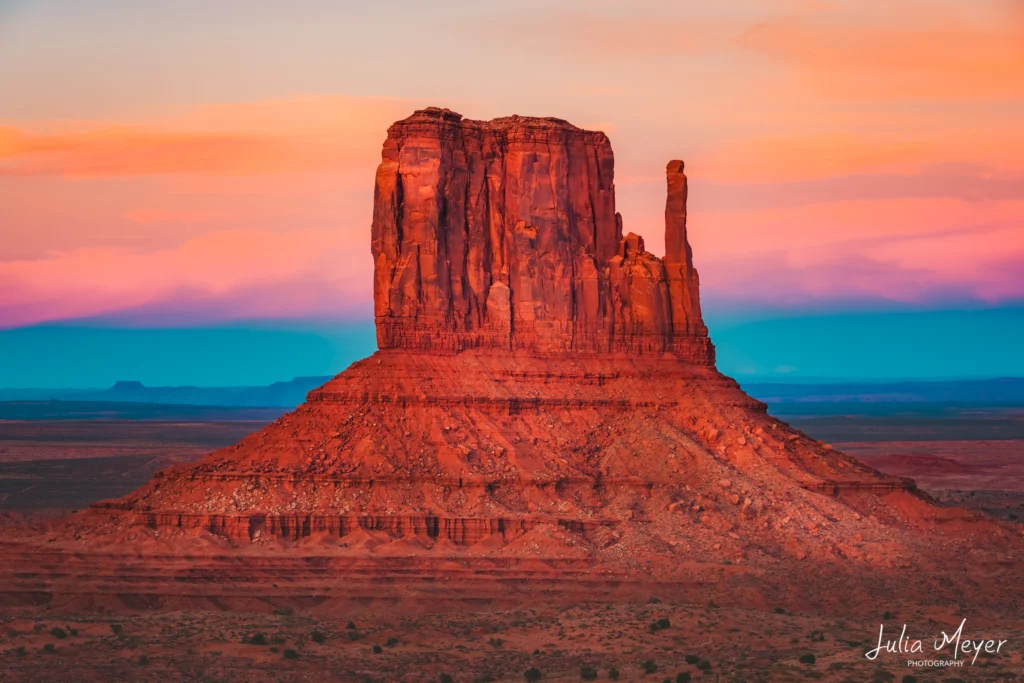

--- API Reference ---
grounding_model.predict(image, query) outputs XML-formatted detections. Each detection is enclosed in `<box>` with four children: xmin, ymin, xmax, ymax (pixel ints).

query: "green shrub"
<box><xmin>49</xmin><ymin>627</ymin><xmax>67</xmax><ymax>639</ymax></box>
<box><xmin>439</xmin><ymin>675</ymin><xmax>453</xmax><ymax>683</ymax></box>
<box><xmin>696</xmin><ymin>660</ymin><xmax>711</xmax><ymax>671</ymax></box>
<box><xmin>901</xmin><ymin>677</ymin><xmax>917</xmax><ymax>683</ymax></box>
<box><xmin>684</xmin><ymin>654</ymin><xmax>699</xmax><ymax>665</ymax></box>
<box><xmin>657</xmin><ymin>618</ymin><xmax>671</xmax><ymax>629</ymax></box>
<box><xmin>676</xmin><ymin>673</ymin><xmax>692</xmax><ymax>683</ymax></box>
<box><xmin>110</xmin><ymin>624</ymin><xmax>123</xmax><ymax>635</ymax></box>
<box><xmin>524</xmin><ymin>667</ymin><xmax>542</xmax><ymax>682</ymax></box>
<box><xmin>283</xmin><ymin>648</ymin><xmax>299</xmax><ymax>660</ymax></box>
<box><xmin>386</xmin><ymin>637</ymin><xmax>399</xmax><ymax>647</ymax></box>
<box><xmin>43</xmin><ymin>643</ymin><xmax>56</xmax><ymax>654</ymax></box>
<box><xmin>15</xmin><ymin>646</ymin><xmax>25</xmax><ymax>657</ymax></box>
<box><xmin>273</xmin><ymin>607</ymin><xmax>294</xmax><ymax>616</ymax></box>
<box><xmin>346</xmin><ymin>620</ymin><xmax>357</xmax><ymax>629</ymax></box>
<box><xmin>243</xmin><ymin>633</ymin><xmax>267</xmax><ymax>646</ymax></box>
<box><xmin>799</xmin><ymin>653</ymin><xmax>816</xmax><ymax>665</ymax></box>
<box><xmin>137</xmin><ymin>655</ymin><xmax>149</xmax><ymax>666</ymax></box>
<box><xmin>311</xmin><ymin>630</ymin><xmax>326</xmax><ymax>644</ymax></box>
<box><xmin>641</xmin><ymin>659</ymin><xmax>658</xmax><ymax>674</ymax></box>
<box><xmin>372</xmin><ymin>644</ymin><xmax>383</xmax><ymax>654</ymax></box>
<box><xmin>580</xmin><ymin>665</ymin><xmax>598</xmax><ymax>680</ymax></box>
<box><xmin>608</xmin><ymin>668</ymin><xmax>620</xmax><ymax>680</ymax></box>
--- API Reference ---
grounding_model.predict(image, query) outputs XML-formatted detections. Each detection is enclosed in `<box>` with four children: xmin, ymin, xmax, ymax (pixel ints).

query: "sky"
<box><xmin>1</xmin><ymin>0</ymin><xmax>1022</xmax><ymax>386</ymax></box>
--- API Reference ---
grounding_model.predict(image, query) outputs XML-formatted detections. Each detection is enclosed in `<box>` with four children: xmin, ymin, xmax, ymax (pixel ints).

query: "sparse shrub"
<box><xmin>799</xmin><ymin>653</ymin><xmax>816</xmax><ymax>665</ymax></box>
<box><xmin>283</xmin><ymin>648</ymin><xmax>299</xmax><ymax>660</ymax></box>
<box><xmin>6</xmin><ymin>628</ymin><xmax>19</xmax><ymax>637</ymax></box>
<box><xmin>901</xmin><ymin>677</ymin><xmax>917</xmax><ymax>683</ymax></box>
<box><xmin>311</xmin><ymin>630</ymin><xmax>326</xmax><ymax>644</ymax></box>
<box><xmin>273</xmin><ymin>607</ymin><xmax>294</xmax><ymax>616</ymax></box>
<box><xmin>773</xmin><ymin>607</ymin><xmax>785</xmax><ymax>614</ymax></box>
<box><xmin>696</xmin><ymin>660</ymin><xmax>711</xmax><ymax>671</ymax></box>
<box><xmin>488</xmin><ymin>636</ymin><xmax>504</xmax><ymax>647</ymax></box>
<box><xmin>657</xmin><ymin>618</ymin><xmax>671</xmax><ymax>629</ymax></box>
<box><xmin>608</xmin><ymin>668</ymin><xmax>620</xmax><ymax>680</ymax></box>
<box><xmin>386</xmin><ymin>637</ymin><xmax>399</xmax><ymax>647</ymax></box>
<box><xmin>49</xmin><ymin>627</ymin><xmax>67</xmax><ymax>639</ymax></box>
<box><xmin>474</xmin><ymin>676</ymin><xmax>496</xmax><ymax>683</ymax></box>
<box><xmin>684</xmin><ymin>654</ymin><xmax>699</xmax><ymax>665</ymax></box>
<box><xmin>15</xmin><ymin>646</ymin><xmax>25</xmax><ymax>657</ymax></box>
<box><xmin>676</xmin><ymin>673</ymin><xmax>692</xmax><ymax>683</ymax></box>
<box><xmin>808</xmin><ymin>630</ymin><xmax>825</xmax><ymax>642</ymax></box>
<box><xmin>110</xmin><ymin>624</ymin><xmax>123</xmax><ymax>635</ymax></box>
<box><xmin>883</xmin><ymin>611</ymin><xmax>895</xmax><ymax>620</ymax></box>
<box><xmin>524</xmin><ymin>667</ymin><xmax>542</xmax><ymax>682</ymax></box>
<box><xmin>439</xmin><ymin>675</ymin><xmax>453</xmax><ymax>683</ymax></box>
<box><xmin>641</xmin><ymin>659</ymin><xmax>658</xmax><ymax>674</ymax></box>
<box><xmin>580</xmin><ymin>664</ymin><xmax>598</xmax><ymax>680</ymax></box>
<box><xmin>346</xmin><ymin>620</ymin><xmax>357</xmax><ymax>629</ymax></box>
<box><xmin>243</xmin><ymin>633</ymin><xmax>267</xmax><ymax>646</ymax></box>
<box><xmin>137</xmin><ymin>655</ymin><xmax>149</xmax><ymax>666</ymax></box>
<box><xmin>43</xmin><ymin>643</ymin><xmax>56</xmax><ymax>654</ymax></box>
<box><xmin>372</xmin><ymin>644</ymin><xmax>383</xmax><ymax>654</ymax></box>
<box><xmin>68</xmin><ymin>628</ymin><xmax>78</xmax><ymax>637</ymax></box>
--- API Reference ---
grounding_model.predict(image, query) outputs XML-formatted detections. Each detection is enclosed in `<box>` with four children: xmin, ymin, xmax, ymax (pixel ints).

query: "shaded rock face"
<box><xmin>372</xmin><ymin>107</ymin><xmax>712</xmax><ymax>361</ymax></box>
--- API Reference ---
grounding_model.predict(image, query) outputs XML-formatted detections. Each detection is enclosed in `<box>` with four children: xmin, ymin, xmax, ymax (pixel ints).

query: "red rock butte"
<box><xmin>372</xmin><ymin>107</ymin><xmax>710</xmax><ymax>360</ymax></box>
<box><xmin>16</xmin><ymin>108</ymin><xmax>1008</xmax><ymax>607</ymax></box>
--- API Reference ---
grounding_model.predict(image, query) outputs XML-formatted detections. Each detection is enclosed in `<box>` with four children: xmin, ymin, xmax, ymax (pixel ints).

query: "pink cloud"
<box><xmin>0</xmin><ymin>228</ymin><xmax>373</xmax><ymax>328</ymax></box>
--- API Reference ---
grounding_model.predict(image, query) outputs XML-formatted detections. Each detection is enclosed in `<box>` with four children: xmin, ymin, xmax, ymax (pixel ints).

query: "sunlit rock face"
<box><xmin>371</xmin><ymin>107</ymin><xmax>711</xmax><ymax>361</ymax></box>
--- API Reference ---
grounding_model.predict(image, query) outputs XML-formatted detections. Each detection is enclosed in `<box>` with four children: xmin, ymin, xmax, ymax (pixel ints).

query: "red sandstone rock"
<box><xmin>372</xmin><ymin>107</ymin><xmax>712</xmax><ymax>360</ymax></box>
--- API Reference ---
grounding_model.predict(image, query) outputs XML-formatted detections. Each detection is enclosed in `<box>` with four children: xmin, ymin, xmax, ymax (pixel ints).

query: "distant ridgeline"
<box><xmin>0</xmin><ymin>377</ymin><xmax>332</xmax><ymax>408</ymax></box>
<box><xmin>742</xmin><ymin>378</ymin><xmax>1024</xmax><ymax>416</ymax></box>
<box><xmin>0</xmin><ymin>377</ymin><xmax>1022</xmax><ymax>415</ymax></box>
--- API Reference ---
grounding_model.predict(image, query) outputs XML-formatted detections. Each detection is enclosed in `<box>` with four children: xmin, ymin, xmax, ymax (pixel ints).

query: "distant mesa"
<box><xmin>110</xmin><ymin>380</ymin><xmax>146</xmax><ymax>391</ymax></box>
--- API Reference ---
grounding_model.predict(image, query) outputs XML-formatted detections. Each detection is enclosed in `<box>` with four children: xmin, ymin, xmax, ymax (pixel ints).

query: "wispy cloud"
<box><xmin>739</xmin><ymin>1</ymin><xmax>1024</xmax><ymax>100</ymax></box>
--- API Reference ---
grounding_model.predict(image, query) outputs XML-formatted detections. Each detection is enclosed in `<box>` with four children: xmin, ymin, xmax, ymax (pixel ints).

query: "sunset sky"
<box><xmin>1</xmin><ymin>0</ymin><xmax>1022</xmax><ymax>385</ymax></box>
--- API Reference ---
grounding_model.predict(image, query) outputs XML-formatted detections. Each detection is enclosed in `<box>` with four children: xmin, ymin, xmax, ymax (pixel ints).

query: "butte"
<box><xmin>1</xmin><ymin>108</ymin><xmax>1018</xmax><ymax>612</ymax></box>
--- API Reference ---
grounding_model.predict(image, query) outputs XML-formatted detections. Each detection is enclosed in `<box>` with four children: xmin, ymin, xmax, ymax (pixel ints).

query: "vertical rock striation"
<box><xmin>372</xmin><ymin>107</ymin><xmax>713</xmax><ymax>362</ymax></box>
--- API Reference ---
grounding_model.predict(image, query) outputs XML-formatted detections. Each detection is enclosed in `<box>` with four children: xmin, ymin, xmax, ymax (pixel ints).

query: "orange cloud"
<box><xmin>697</xmin><ymin>133</ymin><xmax>935</xmax><ymax>182</ymax></box>
<box><xmin>0</xmin><ymin>95</ymin><xmax>413</xmax><ymax>178</ymax></box>
<box><xmin>740</xmin><ymin>3</ymin><xmax>1024</xmax><ymax>100</ymax></box>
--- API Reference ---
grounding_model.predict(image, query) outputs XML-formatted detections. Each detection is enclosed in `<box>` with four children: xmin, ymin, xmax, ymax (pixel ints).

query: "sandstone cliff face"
<box><xmin>372</xmin><ymin>107</ymin><xmax>712</xmax><ymax>361</ymax></box>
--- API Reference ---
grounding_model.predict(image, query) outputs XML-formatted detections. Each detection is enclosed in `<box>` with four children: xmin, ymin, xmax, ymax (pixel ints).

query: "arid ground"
<box><xmin>0</xmin><ymin>406</ymin><xmax>1020</xmax><ymax>681</ymax></box>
